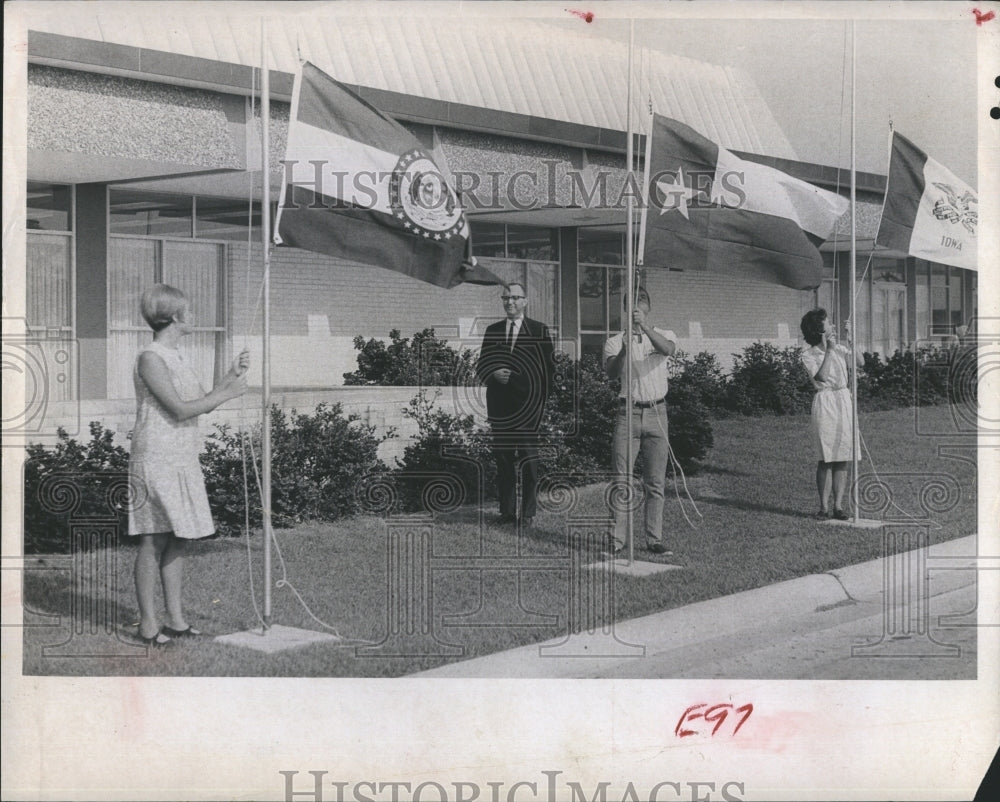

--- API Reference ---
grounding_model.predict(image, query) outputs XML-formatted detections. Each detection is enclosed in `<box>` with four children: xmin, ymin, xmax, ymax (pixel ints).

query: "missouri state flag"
<box><xmin>875</xmin><ymin>132</ymin><xmax>977</xmax><ymax>271</ymax></box>
<box><xmin>642</xmin><ymin>115</ymin><xmax>849</xmax><ymax>291</ymax></box>
<box><xmin>276</xmin><ymin>62</ymin><xmax>494</xmax><ymax>288</ymax></box>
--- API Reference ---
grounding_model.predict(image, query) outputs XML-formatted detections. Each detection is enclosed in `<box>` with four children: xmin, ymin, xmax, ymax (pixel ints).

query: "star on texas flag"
<box><xmin>643</xmin><ymin>115</ymin><xmax>849</xmax><ymax>291</ymax></box>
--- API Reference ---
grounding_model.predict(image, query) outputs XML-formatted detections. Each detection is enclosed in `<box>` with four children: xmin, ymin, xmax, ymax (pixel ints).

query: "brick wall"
<box><xmin>643</xmin><ymin>269</ymin><xmax>815</xmax><ymax>368</ymax></box>
<box><xmin>226</xmin><ymin>243</ymin><xmax>505</xmax><ymax>387</ymax></box>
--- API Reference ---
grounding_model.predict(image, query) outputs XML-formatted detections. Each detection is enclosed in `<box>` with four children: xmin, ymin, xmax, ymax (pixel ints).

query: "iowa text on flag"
<box><xmin>276</xmin><ymin>62</ymin><xmax>477</xmax><ymax>288</ymax></box>
<box><xmin>875</xmin><ymin>132</ymin><xmax>977</xmax><ymax>271</ymax></box>
<box><xmin>642</xmin><ymin>115</ymin><xmax>849</xmax><ymax>291</ymax></box>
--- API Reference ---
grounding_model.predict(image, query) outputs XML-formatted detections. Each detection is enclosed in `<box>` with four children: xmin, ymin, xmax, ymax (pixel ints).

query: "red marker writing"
<box><xmin>675</xmin><ymin>703</ymin><xmax>753</xmax><ymax>737</ymax></box>
<box><xmin>973</xmin><ymin>8</ymin><xmax>995</xmax><ymax>25</ymax></box>
<box><xmin>566</xmin><ymin>9</ymin><xmax>595</xmax><ymax>23</ymax></box>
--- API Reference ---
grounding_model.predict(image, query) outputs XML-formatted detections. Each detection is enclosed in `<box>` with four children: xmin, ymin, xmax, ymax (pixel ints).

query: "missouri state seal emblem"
<box><xmin>389</xmin><ymin>149</ymin><xmax>466</xmax><ymax>240</ymax></box>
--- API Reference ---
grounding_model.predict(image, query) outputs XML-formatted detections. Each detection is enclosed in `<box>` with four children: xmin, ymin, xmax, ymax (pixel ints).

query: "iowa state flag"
<box><xmin>276</xmin><ymin>62</ymin><xmax>485</xmax><ymax>288</ymax></box>
<box><xmin>642</xmin><ymin>115</ymin><xmax>849</xmax><ymax>291</ymax></box>
<box><xmin>875</xmin><ymin>132</ymin><xmax>977</xmax><ymax>271</ymax></box>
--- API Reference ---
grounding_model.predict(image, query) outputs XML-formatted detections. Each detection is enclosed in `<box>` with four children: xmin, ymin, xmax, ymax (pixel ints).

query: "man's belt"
<box><xmin>619</xmin><ymin>397</ymin><xmax>666</xmax><ymax>409</ymax></box>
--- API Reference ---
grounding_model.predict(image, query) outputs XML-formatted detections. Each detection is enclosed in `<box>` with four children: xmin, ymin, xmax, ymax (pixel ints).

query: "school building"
<box><xmin>21</xmin><ymin>13</ymin><xmax>977</xmax><ymax>439</ymax></box>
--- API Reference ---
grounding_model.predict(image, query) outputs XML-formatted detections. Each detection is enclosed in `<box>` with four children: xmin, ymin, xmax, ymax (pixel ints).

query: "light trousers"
<box><xmin>612</xmin><ymin>403</ymin><xmax>669</xmax><ymax>548</ymax></box>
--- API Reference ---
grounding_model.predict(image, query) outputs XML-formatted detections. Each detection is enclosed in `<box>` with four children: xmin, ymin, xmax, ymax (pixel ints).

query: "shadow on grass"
<box><xmin>693</xmin><ymin>494</ymin><xmax>815</xmax><ymax>520</ymax></box>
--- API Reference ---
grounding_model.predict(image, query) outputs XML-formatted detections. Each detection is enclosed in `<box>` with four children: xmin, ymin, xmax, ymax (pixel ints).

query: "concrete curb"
<box><xmin>412</xmin><ymin>534</ymin><xmax>979</xmax><ymax>677</ymax></box>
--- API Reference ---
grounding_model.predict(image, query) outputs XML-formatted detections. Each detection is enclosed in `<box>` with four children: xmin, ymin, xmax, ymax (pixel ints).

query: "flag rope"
<box><xmin>229</xmin><ymin>56</ymin><xmax>375</xmax><ymax>645</ymax></box>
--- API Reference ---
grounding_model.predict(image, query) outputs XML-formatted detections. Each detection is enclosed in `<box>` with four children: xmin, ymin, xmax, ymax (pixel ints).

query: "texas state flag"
<box><xmin>875</xmin><ymin>132</ymin><xmax>977</xmax><ymax>271</ymax></box>
<box><xmin>642</xmin><ymin>115</ymin><xmax>849</xmax><ymax>291</ymax></box>
<box><xmin>276</xmin><ymin>62</ymin><xmax>495</xmax><ymax>287</ymax></box>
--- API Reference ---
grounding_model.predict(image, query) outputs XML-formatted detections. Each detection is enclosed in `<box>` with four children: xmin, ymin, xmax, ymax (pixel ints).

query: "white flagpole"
<box><xmin>849</xmin><ymin>20</ymin><xmax>860</xmax><ymax>523</ymax></box>
<box><xmin>624</xmin><ymin>17</ymin><xmax>635</xmax><ymax>565</ymax></box>
<box><xmin>637</xmin><ymin>106</ymin><xmax>654</xmax><ymax>265</ymax></box>
<box><xmin>261</xmin><ymin>19</ymin><xmax>273</xmax><ymax>626</ymax></box>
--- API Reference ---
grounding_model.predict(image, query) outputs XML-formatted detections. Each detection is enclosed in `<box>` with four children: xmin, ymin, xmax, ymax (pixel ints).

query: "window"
<box><xmin>196</xmin><ymin>197</ymin><xmax>263</xmax><ymax>241</ymax></box>
<box><xmin>578</xmin><ymin>228</ymin><xmax>623</xmax><ymax>266</ymax></box>
<box><xmin>27</xmin><ymin>182</ymin><xmax>72</xmax><ymax>231</ymax></box>
<box><xmin>914</xmin><ymin>260</ymin><xmax>930</xmax><ymax>341</ymax></box>
<box><xmin>470</xmin><ymin>221</ymin><xmax>507</xmax><ymax>257</ymax></box>
<box><xmin>579</xmin><ymin>227</ymin><xmax>641</xmax><ymax>362</ymax></box>
<box><xmin>110</xmin><ymin>190</ymin><xmax>193</xmax><ymax>237</ymax></box>
<box><xmin>505</xmin><ymin>225</ymin><xmax>558</xmax><ymax>261</ymax></box>
<box><xmin>930</xmin><ymin>264</ymin><xmax>949</xmax><ymax>334</ymax></box>
<box><xmin>468</xmin><ymin>223</ymin><xmax>560</xmax><ymax>332</ymax></box>
<box><xmin>469</xmin><ymin>222</ymin><xmax>558</xmax><ymax>261</ymax></box>
<box><xmin>25</xmin><ymin>182</ymin><xmax>75</xmax><ymax>401</ymax></box>
<box><xmin>950</xmin><ymin>269</ymin><xmax>964</xmax><ymax>330</ymax></box>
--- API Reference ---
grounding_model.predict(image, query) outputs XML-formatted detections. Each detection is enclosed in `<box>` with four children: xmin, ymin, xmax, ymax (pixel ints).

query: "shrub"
<box><xmin>726</xmin><ymin>342</ymin><xmax>813</xmax><ymax>416</ymax></box>
<box><xmin>392</xmin><ymin>390</ymin><xmax>495</xmax><ymax>513</ymax></box>
<box><xmin>343</xmin><ymin>328</ymin><xmax>477</xmax><ymax>386</ymax></box>
<box><xmin>669</xmin><ymin>350</ymin><xmax>728</xmax><ymax>416</ymax></box>
<box><xmin>666</xmin><ymin>382</ymin><xmax>714</xmax><ymax>471</ymax></box>
<box><xmin>541</xmin><ymin>352</ymin><xmax>619</xmax><ymax>479</ymax></box>
<box><xmin>201</xmin><ymin>402</ymin><xmax>390</xmax><ymax>535</ymax></box>
<box><xmin>23</xmin><ymin>422</ymin><xmax>131</xmax><ymax>554</ymax></box>
<box><xmin>857</xmin><ymin>345</ymin><xmax>957</xmax><ymax>412</ymax></box>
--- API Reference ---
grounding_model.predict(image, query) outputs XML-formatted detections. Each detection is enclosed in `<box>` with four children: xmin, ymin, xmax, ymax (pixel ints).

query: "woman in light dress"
<box><xmin>129</xmin><ymin>284</ymin><xmax>249</xmax><ymax>646</ymax></box>
<box><xmin>799</xmin><ymin>308</ymin><xmax>863</xmax><ymax>520</ymax></box>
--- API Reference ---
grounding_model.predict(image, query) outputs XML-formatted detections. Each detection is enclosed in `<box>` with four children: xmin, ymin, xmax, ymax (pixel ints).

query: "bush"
<box><xmin>392</xmin><ymin>390</ymin><xmax>495</xmax><ymax>513</ymax></box>
<box><xmin>343</xmin><ymin>328</ymin><xmax>477</xmax><ymax>386</ymax></box>
<box><xmin>666</xmin><ymin>382</ymin><xmax>714</xmax><ymax>471</ymax></box>
<box><xmin>669</xmin><ymin>350</ymin><xmax>729</xmax><ymax>416</ymax></box>
<box><xmin>858</xmin><ymin>345</ymin><xmax>959</xmax><ymax>411</ymax></box>
<box><xmin>23</xmin><ymin>422</ymin><xmax>131</xmax><ymax>554</ymax></box>
<box><xmin>541</xmin><ymin>352</ymin><xmax>619</xmax><ymax>479</ymax></box>
<box><xmin>201</xmin><ymin>403</ymin><xmax>390</xmax><ymax>535</ymax></box>
<box><xmin>726</xmin><ymin>342</ymin><xmax>813</xmax><ymax>416</ymax></box>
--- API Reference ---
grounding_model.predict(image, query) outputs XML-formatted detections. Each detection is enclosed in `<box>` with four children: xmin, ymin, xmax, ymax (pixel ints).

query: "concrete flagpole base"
<box><xmin>823</xmin><ymin>517</ymin><xmax>883</xmax><ymax>529</ymax></box>
<box><xmin>589</xmin><ymin>558</ymin><xmax>685</xmax><ymax>576</ymax></box>
<box><xmin>215</xmin><ymin>624</ymin><xmax>341</xmax><ymax>653</ymax></box>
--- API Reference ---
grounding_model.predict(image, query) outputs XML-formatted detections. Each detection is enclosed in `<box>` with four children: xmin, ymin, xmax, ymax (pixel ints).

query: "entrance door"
<box><xmin>107</xmin><ymin>237</ymin><xmax>225</xmax><ymax>399</ymax></box>
<box><xmin>871</xmin><ymin>282</ymin><xmax>906</xmax><ymax>358</ymax></box>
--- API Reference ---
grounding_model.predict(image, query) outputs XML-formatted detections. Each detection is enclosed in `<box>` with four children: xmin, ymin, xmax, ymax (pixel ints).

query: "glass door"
<box><xmin>872</xmin><ymin>282</ymin><xmax>906</xmax><ymax>358</ymax></box>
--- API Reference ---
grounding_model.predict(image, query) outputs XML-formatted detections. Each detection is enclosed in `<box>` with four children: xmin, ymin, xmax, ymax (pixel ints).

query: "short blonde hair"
<box><xmin>140</xmin><ymin>284</ymin><xmax>189</xmax><ymax>332</ymax></box>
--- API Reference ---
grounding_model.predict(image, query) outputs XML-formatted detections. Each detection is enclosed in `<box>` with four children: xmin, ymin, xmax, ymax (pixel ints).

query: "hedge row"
<box><xmin>22</xmin><ymin>334</ymin><xmax>972</xmax><ymax>553</ymax></box>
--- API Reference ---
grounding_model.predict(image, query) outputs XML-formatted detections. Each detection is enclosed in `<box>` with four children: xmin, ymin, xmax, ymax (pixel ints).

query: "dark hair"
<box><xmin>623</xmin><ymin>286</ymin><xmax>651</xmax><ymax>309</ymax></box>
<box><xmin>502</xmin><ymin>282</ymin><xmax>526</xmax><ymax>296</ymax></box>
<box><xmin>800</xmin><ymin>308</ymin><xmax>827</xmax><ymax>346</ymax></box>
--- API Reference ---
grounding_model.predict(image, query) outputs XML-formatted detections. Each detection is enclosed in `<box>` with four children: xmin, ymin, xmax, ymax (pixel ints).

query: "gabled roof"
<box><xmin>26</xmin><ymin>7</ymin><xmax>798</xmax><ymax>159</ymax></box>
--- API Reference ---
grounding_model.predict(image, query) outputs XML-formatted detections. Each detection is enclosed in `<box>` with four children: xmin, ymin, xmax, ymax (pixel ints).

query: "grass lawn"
<box><xmin>22</xmin><ymin>405</ymin><xmax>976</xmax><ymax>677</ymax></box>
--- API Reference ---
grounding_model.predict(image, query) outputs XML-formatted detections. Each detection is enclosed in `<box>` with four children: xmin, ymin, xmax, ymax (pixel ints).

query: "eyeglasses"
<box><xmin>501</xmin><ymin>295</ymin><xmax>525</xmax><ymax>302</ymax></box>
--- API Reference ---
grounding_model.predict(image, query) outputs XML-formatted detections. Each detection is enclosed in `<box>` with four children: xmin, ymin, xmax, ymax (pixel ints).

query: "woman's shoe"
<box><xmin>832</xmin><ymin>509</ymin><xmax>850</xmax><ymax>521</ymax></box>
<box><xmin>138</xmin><ymin>630</ymin><xmax>172</xmax><ymax>647</ymax></box>
<box><xmin>814</xmin><ymin>510</ymin><xmax>831</xmax><ymax>520</ymax></box>
<box><xmin>161</xmin><ymin>625</ymin><xmax>203</xmax><ymax>638</ymax></box>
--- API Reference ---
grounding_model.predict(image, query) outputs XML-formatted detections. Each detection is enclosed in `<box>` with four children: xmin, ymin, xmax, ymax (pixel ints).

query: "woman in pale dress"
<box><xmin>799</xmin><ymin>308</ymin><xmax>863</xmax><ymax>520</ymax></box>
<box><xmin>129</xmin><ymin>284</ymin><xmax>249</xmax><ymax>645</ymax></box>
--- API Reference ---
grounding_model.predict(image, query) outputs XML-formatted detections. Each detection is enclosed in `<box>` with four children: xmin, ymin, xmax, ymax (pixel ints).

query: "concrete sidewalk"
<box><xmin>413</xmin><ymin>534</ymin><xmax>981</xmax><ymax>678</ymax></box>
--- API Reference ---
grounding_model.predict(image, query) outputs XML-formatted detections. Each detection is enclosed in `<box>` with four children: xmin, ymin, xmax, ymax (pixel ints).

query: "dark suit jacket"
<box><xmin>476</xmin><ymin>316</ymin><xmax>555</xmax><ymax>432</ymax></box>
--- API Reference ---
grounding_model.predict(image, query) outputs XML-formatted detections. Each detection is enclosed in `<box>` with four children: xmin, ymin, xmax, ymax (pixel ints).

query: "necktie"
<box><xmin>506</xmin><ymin>321</ymin><xmax>514</xmax><ymax>349</ymax></box>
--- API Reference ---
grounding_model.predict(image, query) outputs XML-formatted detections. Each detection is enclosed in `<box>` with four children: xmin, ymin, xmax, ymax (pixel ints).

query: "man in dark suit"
<box><xmin>476</xmin><ymin>282</ymin><xmax>555</xmax><ymax>526</ymax></box>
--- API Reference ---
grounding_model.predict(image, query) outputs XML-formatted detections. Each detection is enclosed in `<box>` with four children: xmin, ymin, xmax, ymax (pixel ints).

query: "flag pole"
<box><xmin>849</xmin><ymin>19</ymin><xmax>860</xmax><ymax>523</ymax></box>
<box><xmin>624</xmin><ymin>17</ymin><xmax>635</xmax><ymax>565</ymax></box>
<box><xmin>261</xmin><ymin>18</ymin><xmax>273</xmax><ymax>627</ymax></box>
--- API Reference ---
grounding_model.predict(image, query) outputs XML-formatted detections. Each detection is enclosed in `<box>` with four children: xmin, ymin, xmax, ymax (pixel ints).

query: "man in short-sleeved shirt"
<box><xmin>604</xmin><ymin>287</ymin><xmax>676</xmax><ymax>555</ymax></box>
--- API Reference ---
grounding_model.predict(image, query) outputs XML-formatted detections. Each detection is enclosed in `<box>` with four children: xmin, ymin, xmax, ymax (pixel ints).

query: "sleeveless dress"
<box><xmin>801</xmin><ymin>343</ymin><xmax>855</xmax><ymax>463</ymax></box>
<box><xmin>128</xmin><ymin>341</ymin><xmax>215</xmax><ymax>539</ymax></box>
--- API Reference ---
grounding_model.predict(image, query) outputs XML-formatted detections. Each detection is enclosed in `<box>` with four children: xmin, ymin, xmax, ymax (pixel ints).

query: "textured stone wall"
<box><xmin>29</xmin><ymin>65</ymin><xmax>243</xmax><ymax>167</ymax></box>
